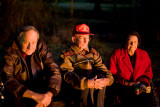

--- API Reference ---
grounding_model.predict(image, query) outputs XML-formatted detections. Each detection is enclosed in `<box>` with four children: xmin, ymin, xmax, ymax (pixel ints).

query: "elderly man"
<box><xmin>60</xmin><ymin>23</ymin><xmax>114</xmax><ymax>107</ymax></box>
<box><xmin>1</xmin><ymin>26</ymin><xmax>62</xmax><ymax>107</ymax></box>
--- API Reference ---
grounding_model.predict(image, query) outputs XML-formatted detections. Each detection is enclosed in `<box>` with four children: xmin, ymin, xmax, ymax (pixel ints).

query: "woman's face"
<box><xmin>126</xmin><ymin>35</ymin><xmax>138</xmax><ymax>56</ymax></box>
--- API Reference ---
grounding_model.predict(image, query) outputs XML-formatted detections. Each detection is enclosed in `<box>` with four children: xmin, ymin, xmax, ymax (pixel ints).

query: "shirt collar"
<box><xmin>11</xmin><ymin>40</ymin><xmax>19</xmax><ymax>49</ymax></box>
<box><xmin>71</xmin><ymin>45</ymin><xmax>89</xmax><ymax>54</ymax></box>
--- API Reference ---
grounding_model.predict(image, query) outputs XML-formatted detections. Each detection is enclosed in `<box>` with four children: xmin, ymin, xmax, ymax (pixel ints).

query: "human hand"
<box><xmin>23</xmin><ymin>90</ymin><xmax>53</xmax><ymax>107</ymax></box>
<box><xmin>124</xmin><ymin>81</ymin><xmax>139</xmax><ymax>86</ymax></box>
<box><xmin>134</xmin><ymin>83</ymin><xmax>151</xmax><ymax>95</ymax></box>
<box><xmin>124</xmin><ymin>81</ymin><xmax>142</xmax><ymax>95</ymax></box>
<box><xmin>88</xmin><ymin>75</ymin><xmax>97</xmax><ymax>89</ymax></box>
<box><xmin>88</xmin><ymin>75</ymin><xmax>110</xmax><ymax>89</ymax></box>
<box><xmin>35</xmin><ymin>103</ymin><xmax>44</xmax><ymax>107</ymax></box>
<box><xmin>135</xmin><ymin>88</ymin><xmax>142</xmax><ymax>95</ymax></box>
<box><xmin>134</xmin><ymin>82</ymin><xmax>144</xmax><ymax>95</ymax></box>
<box><xmin>94</xmin><ymin>78</ymin><xmax>110</xmax><ymax>89</ymax></box>
<box><xmin>34</xmin><ymin>92</ymin><xmax>52</xmax><ymax>107</ymax></box>
<box><xmin>37</xmin><ymin>93</ymin><xmax>52</xmax><ymax>107</ymax></box>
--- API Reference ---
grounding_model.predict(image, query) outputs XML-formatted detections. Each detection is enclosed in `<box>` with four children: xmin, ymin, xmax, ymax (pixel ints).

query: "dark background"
<box><xmin>0</xmin><ymin>0</ymin><xmax>160</xmax><ymax>81</ymax></box>
<box><xmin>0</xmin><ymin>0</ymin><xmax>160</xmax><ymax>105</ymax></box>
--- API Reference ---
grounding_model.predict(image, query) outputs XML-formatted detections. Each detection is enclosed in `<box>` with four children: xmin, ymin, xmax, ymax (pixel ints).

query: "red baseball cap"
<box><xmin>72</xmin><ymin>24</ymin><xmax>94</xmax><ymax>36</ymax></box>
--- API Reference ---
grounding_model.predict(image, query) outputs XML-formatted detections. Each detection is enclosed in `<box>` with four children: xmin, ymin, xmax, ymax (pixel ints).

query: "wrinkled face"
<box><xmin>126</xmin><ymin>35</ymin><xmax>138</xmax><ymax>55</ymax></box>
<box><xmin>19</xmin><ymin>30</ymin><xmax>38</xmax><ymax>55</ymax></box>
<box><xmin>72</xmin><ymin>34</ymin><xmax>90</xmax><ymax>50</ymax></box>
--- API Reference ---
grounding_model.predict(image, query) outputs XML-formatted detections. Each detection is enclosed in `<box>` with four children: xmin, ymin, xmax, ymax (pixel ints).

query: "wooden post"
<box><xmin>70</xmin><ymin>0</ymin><xmax>73</xmax><ymax>16</ymax></box>
<box><xmin>55</xmin><ymin>0</ymin><xmax>58</xmax><ymax>14</ymax></box>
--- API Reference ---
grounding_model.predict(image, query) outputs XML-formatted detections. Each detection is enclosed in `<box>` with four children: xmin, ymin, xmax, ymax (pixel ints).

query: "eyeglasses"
<box><xmin>76</xmin><ymin>36</ymin><xmax>90</xmax><ymax>40</ymax></box>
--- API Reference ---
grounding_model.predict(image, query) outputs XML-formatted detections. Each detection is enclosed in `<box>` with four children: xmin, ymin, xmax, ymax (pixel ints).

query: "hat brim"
<box><xmin>74</xmin><ymin>32</ymin><xmax>95</xmax><ymax>35</ymax></box>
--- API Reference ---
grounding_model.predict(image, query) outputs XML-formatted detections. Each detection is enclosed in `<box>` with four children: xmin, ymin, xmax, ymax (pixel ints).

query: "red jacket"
<box><xmin>109</xmin><ymin>48</ymin><xmax>153</xmax><ymax>86</ymax></box>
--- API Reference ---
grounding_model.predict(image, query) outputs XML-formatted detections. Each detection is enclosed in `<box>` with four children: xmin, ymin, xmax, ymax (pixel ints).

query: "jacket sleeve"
<box><xmin>39</xmin><ymin>41</ymin><xmax>62</xmax><ymax>96</ymax></box>
<box><xmin>1</xmin><ymin>52</ymin><xmax>28</xmax><ymax>99</ymax></box>
<box><xmin>136</xmin><ymin>52</ymin><xmax>153</xmax><ymax>86</ymax></box>
<box><xmin>93</xmin><ymin>51</ymin><xmax>114</xmax><ymax>86</ymax></box>
<box><xmin>109</xmin><ymin>49</ymin><xmax>126</xmax><ymax>84</ymax></box>
<box><xmin>60</xmin><ymin>54</ymin><xmax>88</xmax><ymax>90</ymax></box>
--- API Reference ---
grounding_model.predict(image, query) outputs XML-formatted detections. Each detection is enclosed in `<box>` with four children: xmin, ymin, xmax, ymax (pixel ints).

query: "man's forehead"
<box><xmin>25</xmin><ymin>30</ymin><xmax>38</xmax><ymax>34</ymax></box>
<box><xmin>22</xmin><ymin>30</ymin><xmax>38</xmax><ymax>40</ymax></box>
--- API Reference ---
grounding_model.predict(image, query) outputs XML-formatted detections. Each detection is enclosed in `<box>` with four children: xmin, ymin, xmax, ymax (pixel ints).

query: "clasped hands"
<box><xmin>88</xmin><ymin>75</ymin><xmax>110</xmax><ymax>89</ymax></box>
<box><xmin>23</xmin><ymin>90</ymin><xmax>53</xmax><ymax>107</ymax></box>
<box><xmin>124</xmin><ymin>81</ymin><xmax>144</xmax><ymax>95</ymax></box>
<box><xmin>34</xmin><ymin>91</ymin><xmax>53</xmax><ymax>107</ymax></box>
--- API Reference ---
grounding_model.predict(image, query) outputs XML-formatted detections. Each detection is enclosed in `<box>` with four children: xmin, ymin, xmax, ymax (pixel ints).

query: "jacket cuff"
<box><xmin>48</xmin><ymin>87</ymin><xmax>58</xmax><ymax>97</ymax></box>
<box><xmin>80</xmin><ymin>77</ymin><xmax>87</xmax><ymax>90</ymax></box>
<box><xmin>138</xmin><ymin>77</ymin><xmax>150</xmax><ymax>86</ymax></box>
<box><xmin>106</xmin><ymin>75</ymin><xmax>114</xmax><ymax>86</ymax></box>
<box><xmin>123</xmin><ymin>79</ymin><xmax>129</xmax><ymax>85</ymax></box>
<box><xmin>18</xmin><ymin>86</ymin><xmax>28</xmax><ymax>98</ymax></box>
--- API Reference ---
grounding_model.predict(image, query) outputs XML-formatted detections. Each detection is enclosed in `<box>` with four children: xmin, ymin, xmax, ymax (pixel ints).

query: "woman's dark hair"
<box><xmin>122</xmin><ymin>31</ymin><xmax>141</xmax><ymax>48</ymax></box>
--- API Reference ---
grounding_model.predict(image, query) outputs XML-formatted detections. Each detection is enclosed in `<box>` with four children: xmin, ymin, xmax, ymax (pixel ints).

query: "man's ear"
<box><xmin>72</xmin><ymin>36</ymin><xmax>76</xmax><ymax>43</ymax></box>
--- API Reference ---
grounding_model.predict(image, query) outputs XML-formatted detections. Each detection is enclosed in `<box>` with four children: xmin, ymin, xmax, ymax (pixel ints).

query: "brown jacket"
<box><xmin>1</xmin><ymin>40</ymin><xmax>61</xmax><ymax>106</ymax></box>
<box><xmin>60</xmin><ymin>45</ymin><xmax>114</xmax><ymax>90</ymax></box>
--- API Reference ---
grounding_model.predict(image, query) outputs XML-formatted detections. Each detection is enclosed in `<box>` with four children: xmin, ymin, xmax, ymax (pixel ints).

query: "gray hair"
<box><xmin>17</xmin><ymin>26</ymin><xmax>39</xmax><ymax>40</ymax></box>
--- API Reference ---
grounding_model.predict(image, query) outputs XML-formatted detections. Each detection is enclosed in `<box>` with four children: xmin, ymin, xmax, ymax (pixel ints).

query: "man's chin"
<box><xmin>25</xmin><ymin>51</ymin><xmax>34</xmax><ymax>55</ymax></box>
<box><xmin>79</xmin><ymin>45</ymin><xmax>88</xmax><ymax>49</ymax></box>
<box><xmin>79</xmin><ymin>46</ymin><xmax>87</xmax><ymax>50</ymax></box>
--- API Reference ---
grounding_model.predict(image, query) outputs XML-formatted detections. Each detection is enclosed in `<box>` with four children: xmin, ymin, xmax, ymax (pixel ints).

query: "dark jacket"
<box><xmin>1</xmin><ymin>40</ymin><xmax>61</xmax><ymax>106</ymax></box>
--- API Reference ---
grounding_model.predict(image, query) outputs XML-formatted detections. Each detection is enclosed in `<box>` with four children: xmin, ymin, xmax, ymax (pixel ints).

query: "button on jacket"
<box><xmin>60</xmin><ymin>45</ymin><xmax>114</xmax><ymax>90</ymax></box>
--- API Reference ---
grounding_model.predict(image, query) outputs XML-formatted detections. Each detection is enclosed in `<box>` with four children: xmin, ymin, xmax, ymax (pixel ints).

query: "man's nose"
<box><xmin>83</xmin><ymin>38</ymin><xmax>87</xmax><ymax>42</ymax></box>
<box><xmin>27</xmin><ymin>43</ymin><xmax>31</xmax><ymax>49</ymax></box>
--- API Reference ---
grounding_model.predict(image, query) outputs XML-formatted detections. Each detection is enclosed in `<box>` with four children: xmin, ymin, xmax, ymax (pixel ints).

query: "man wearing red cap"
<box><xmin>60</xmin><ymin>24</ymin><xmax>114</xmax><ymax>107</ymax></box>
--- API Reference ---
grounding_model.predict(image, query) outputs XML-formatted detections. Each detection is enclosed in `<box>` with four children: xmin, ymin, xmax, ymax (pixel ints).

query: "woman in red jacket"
<box><xmin>109</xmin><ymin>31</ymin><xmax>153</xmax><ymax>107</ymax></box>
